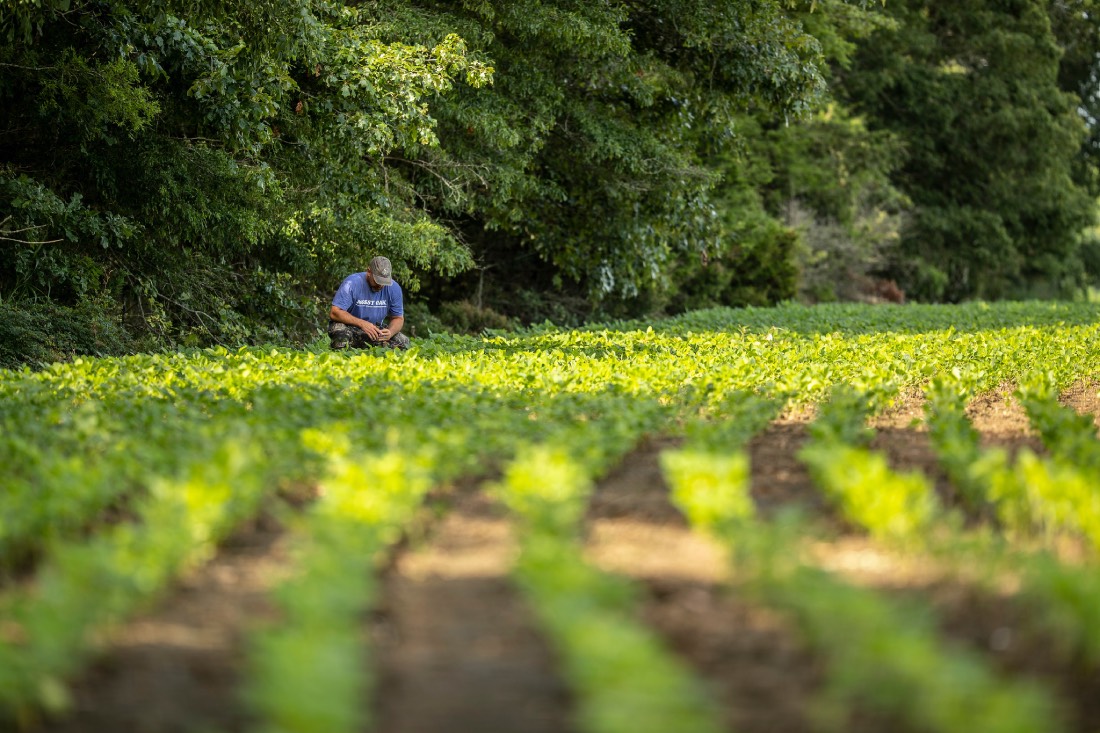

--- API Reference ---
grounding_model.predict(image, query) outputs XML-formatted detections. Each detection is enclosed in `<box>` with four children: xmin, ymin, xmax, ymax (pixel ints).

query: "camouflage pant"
<box><xmin>328</xmin><ymin>321</ymin><xmax>410</xmax><ymax>350</ymax></box>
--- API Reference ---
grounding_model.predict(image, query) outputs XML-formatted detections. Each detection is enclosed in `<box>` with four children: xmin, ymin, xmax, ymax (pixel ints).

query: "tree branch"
<box><xmin>0</xmin><ymin>235</ymin><xmax>63</xmax><ymax>244</ymax></box>
<box><xmin>0</xmin><ymin>216</ymin><xmax>63</xmax><ymax>244</ymax></box>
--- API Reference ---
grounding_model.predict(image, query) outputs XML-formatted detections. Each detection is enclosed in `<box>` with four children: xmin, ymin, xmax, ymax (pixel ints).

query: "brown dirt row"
<box><xmin>18</xmin><ymin>381</ymin><xmax>1100</xmax><ymax>733</ymax></box>
<box><xmin>372</xmin><ymin>488</ymin><xmax>574</xmax><ymax>733</ymax></box>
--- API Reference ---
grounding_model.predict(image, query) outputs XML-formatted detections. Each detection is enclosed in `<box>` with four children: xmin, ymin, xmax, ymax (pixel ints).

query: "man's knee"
<box><xmin>328</xmin><ymin>321</ymin><xmax>355</xmax><ymax>349</ymax></box>
<box><xmin>388</xmin><ymin>333</ymin><xmax>411</xmax><ymax>350</ymax></box>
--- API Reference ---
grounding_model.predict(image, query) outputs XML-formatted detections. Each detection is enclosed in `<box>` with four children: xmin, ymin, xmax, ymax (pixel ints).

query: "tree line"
<box><xmin>0</xmin><ymin>0</ymin><xmax>1096</xmax><ymax>364</ymax></box>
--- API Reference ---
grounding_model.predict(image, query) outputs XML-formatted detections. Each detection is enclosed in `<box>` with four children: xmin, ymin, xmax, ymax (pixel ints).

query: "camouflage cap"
<box><xmin>369</xmin><ymin>256</ymin><xmax>393</xmax><ymax>286</ymax></box>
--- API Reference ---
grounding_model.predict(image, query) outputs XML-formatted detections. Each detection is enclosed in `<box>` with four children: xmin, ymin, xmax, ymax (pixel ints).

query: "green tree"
<box><xmin>0</xmin><ymin>0</ymin><xmax>489</xmax><ymax>347</ymax></box>
<box><xmin>1048</xmin><ymin>0</ymin><xmax>1100</xmax><ymax>194</ymax></box>
<box><xmin>672</xmin><ymin>0</ymin><xmax>907</xmax><ymax>309</ymax></box>
<box><xmin>1048</xmin><ymin>0</ymin><xmax>1100</xmax><ymax>287</ymax></box>
<box><xmin>0</xmin><ymin>0</ymin><xmax>863</xmax><ymax>356</ymax></box>
<box><xmin>839</xmin><ymin>0</ymin><xmax>1095</xmax><ymax>301</ymax></box>
<box><xmin>384</xmin><ymin>0</ymin><xmax>828</xmax><ymax>316</ymax></box>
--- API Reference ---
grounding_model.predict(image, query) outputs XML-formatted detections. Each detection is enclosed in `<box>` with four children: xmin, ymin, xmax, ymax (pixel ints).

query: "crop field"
<box><xmin>2</xmin><ymin>301</ymin><xmax>1100</xmax><ymax>733</ymax></box>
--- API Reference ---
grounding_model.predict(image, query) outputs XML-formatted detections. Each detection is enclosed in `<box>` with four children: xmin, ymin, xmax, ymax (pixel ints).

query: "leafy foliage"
<box><xmin>4</xmin><ymin>0</ymin><xmax>1098</xmax><ymax>360</ymax></box>
<box><xmin>684</xmin><ymin>0</ymin><xmax>911</xmax><ymax>308</ymax></box>
<box><xmin>248</xmin><ymin>431</ymin><xmax>433</xmax><ymax>733</ymax></box>
<box><xmin>0</xmin><ymin>0</ymin><xmax>838</xmax><ymax>358</ymax></box>
<box><xmin>0</xmin><ymin>296</ymin><xmax>138</xmax><ymax>370</ymax></box>
<box><xmin>0</xmin><ymin>0</ymin><xmax>491</xmax><ymax>349</ymax></box>
<box><xmin>837</xmin><ymin>0</ymin><xmax>1096</xmax><ymax>301</ymax></box>
<box><xmin>400</xmin><ymin>0</ymin><xmax>831</xmax><ymax>312</ymax></box>
<box><xmin>500</xmin><ymin>445</ymin><xmax>726</xmax><ymax>733</ymax></box>
<box><xmin>664</xmin><ymin>412</ymin><xmax>1065</xmax><ymax>733</ymax></box>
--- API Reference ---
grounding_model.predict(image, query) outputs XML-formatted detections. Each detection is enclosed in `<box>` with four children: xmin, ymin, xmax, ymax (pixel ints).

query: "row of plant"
<box><xmin>0</xmin><ymin>338</ymin><xmax>688</xmax><ymax>724</ymax></box>
<box><xmin>785</xmin><ymin>383</ymin><xmax>1100</xmax><ymax>679</ymax></box>
<box><xmin>0</xmin><ymin>436</ymin><xmax>267</xmax><ymax>725</ymax></box>
<box><xmin>4</xmin><ymin>304</ymin><xmax>1098</xmax><ymax>428</ymax></box>
<box><xmin>924</xmin><ymin>376</ymin><xmax>1100</xmax><ymax>552</ymax></box>
<box><xmin>0</xmin><ymin>355</ymin><xmax>266</xmax><ymax>577</ymax></box>
<box><xmin>238</xmin><ymin>357</ymin><xmax>683</xmax><ymax>733</ymax></box>
<box><xmin>502</xmin><ymin>308</ymin><xmax>1100</xmax><ymax>408</ymax></box>
<box><xmin>798</xmin><ymin>386</ymin><xmax>941</xmax><ymax>543</ymax></box>
<box><xmin>0</xmin><ymin>425</ymin><xmax>136</xmax><ymax>576</ymax></box>
<box><xmin>662</xmin><ymin>407</ymin><xmax>1066</xmax><ymax>733</ymax></box>
<box><xmin>1017</xmin><ymin>376</ymin><xmax>1100</xmax><ymax>473</ymax></box>
<box><xmin>915</xmin><ymin>378</ymin><xmax>1100</xmax><ymax>669</ymax></box>
<box><xmin>497</xmin><ymin>445</ymin><xmax>726</xmax><ymax>733</ymax></box>
<box><xmin>245</xmin><ymin>430</ymin><xmax>435</xmax><ymax>733</ymax></box>
<box><xmin>1</xmin><ymin>302</ymin><xmax>1098</xmax><ymax>728</ymax></box>
<box><xmin>786</xmin><ymin>382</ymin><xmax>1100</xmax><ymax>672</ymax></box>
<box><xmin>0</xmin><ymin>374</ymin><xmax>153</xmax><ymax>574</ymax></box>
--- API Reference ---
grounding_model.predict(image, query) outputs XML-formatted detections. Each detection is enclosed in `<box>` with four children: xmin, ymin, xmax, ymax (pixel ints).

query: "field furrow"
<box><xmin>374</xmin><ymin>487</ymin><xmax>574</xmax><ymax>733</ymax></box>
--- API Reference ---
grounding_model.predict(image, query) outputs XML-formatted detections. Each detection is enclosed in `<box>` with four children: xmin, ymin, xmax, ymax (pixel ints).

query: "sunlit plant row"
<box><xmin>925</xmin><ymin>376</ymin><xmax>1100</xmax><ymax>552</ymax></box>
<box><xmin>498</xmin><ymin>446</ymin><xmax>725</xmax><ymax>733</ymax></box>
<box><xmin>0</xmin><ymin>439</ymin><xmax>266</xmax><ymax>724</ymax></box>
<box><xmin>804</xmin><ymin>386</ymin><xmax>1100</xmax><ymax>676</ymax></box>
<box><xmin>246</xmin><ymin>431</ymin><xmax>434</xmax><ymax>733</ymax></box>
<box><xmin>662</xmin><ymin>416</ymin><xmax>1065</xmax><ymax>733</ymax></box>
<box><xmin>0</xmin><ymin>301</ymin><xmax>1097</xmax><ymax>728</ymax></box>
<box><xmin>801</xmin><ymin>390</ymin><xmax>939</xmax><ymax>543</ymax></box>
<box><xmin>1018</xmin><ymin>376</ymin><xmax>1100</xmax><ymax>472</ymax></box>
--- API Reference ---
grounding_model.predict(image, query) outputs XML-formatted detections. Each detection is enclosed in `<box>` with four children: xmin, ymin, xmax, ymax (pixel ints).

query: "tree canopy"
<box><xmin>836</xmin><ymin>0</ymin><xmax>1095</xmax><ymax>301</ymax></box>
<box><xmin>0</xmin><ymin>0</ymin><xmax>1096</xmax><ymax>361</ymax></box>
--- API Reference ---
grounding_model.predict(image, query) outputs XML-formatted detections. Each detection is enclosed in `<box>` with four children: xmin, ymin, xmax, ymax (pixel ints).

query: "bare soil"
<box><xmin>373</xmin><ymin>488</ymin><xmax>574</xmax><ymax>733</ymax></box>
<box><xmin>17</xmin><ymin>383</ymin><xmax>1100</xmax><ymax>733</ymax></box>
<box><xmin>1061</xmin><ymin>380</ymin><xmax>1100</xmax><ymax>433</ymax></box>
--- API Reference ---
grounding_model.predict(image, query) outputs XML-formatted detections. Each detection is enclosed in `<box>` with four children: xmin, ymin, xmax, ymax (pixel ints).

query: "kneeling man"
<box><xmin>328</xmin><ymin>256</ymin><xmax>410</xmax><ymax>350</ymax></box>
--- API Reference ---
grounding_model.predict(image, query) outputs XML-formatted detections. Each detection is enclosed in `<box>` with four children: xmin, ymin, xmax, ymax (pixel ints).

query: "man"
<box><xmin>328</xmin><ymin>256</ymin><xmax>411</xmax><ymax>350</ymax></box>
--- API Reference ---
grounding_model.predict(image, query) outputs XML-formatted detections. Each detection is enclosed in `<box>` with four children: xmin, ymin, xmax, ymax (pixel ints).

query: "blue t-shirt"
<box><xmin>331</xmin><ymin>272</ymin><xmax>404</xmax><ymax>326</ymax></box>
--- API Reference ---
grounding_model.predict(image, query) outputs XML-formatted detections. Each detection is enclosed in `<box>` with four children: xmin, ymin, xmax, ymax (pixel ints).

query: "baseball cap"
<box><xmin>369</xmin><ymin>256</ymin><xmax>393</xmax><ymax>286</ymax></box>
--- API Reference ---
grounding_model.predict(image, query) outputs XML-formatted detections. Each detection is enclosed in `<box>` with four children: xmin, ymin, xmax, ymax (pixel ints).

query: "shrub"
<box><xmin>400</xmin><ymin>299</ymin><xmax>449</xmax><ymax>338</ymax></box>
<box><xmin>670</xmin><ymin>219</ymin><xmax>798</xmax><ymax>313</ymax></box>
<box><xmin>437</xmin><ymin>300</ymin><xmax>515</xmax><ymax>334</ymax></box>
<box><xmin>0</xmin><ymin>296</ymin><xmax>138</xmax><ymax>370</ymax></box>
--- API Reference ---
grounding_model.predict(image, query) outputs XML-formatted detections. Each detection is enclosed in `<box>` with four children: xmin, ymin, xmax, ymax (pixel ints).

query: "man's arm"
<box><xmin>330</xmin><ymin>305</ymin><xmax>382</xmax><ymax>340</ymax></box>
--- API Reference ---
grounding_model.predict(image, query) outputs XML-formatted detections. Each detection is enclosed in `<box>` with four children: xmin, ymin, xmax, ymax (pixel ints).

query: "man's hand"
<box><xmin>376</xmin><ymin>326</ymin><xmax>393</xmax><ymax>342</ymax></box>
<box><xmin>359</xmin><ymin>321</ymin><xmax>383</xmax><ymax>340</ymax></box>
<box><xmin>331</xmin><ymin>306</ymin><xmax>384</xmax><ymax>341</ymax></box>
